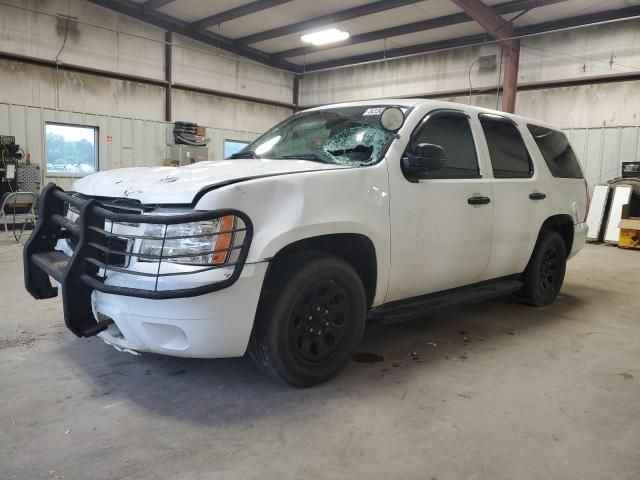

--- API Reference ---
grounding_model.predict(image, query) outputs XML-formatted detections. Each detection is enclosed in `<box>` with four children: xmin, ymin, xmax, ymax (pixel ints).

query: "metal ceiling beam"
<box><xmin>303</xmin><ymin>33</ymin><xmax>490</xmax><ymax>72</ymax></box>
<box><xmin>516</xmin><ymin>4</ymin><xmax>640</xmax><ymax>35</ymax></box>
<box><xmin>449</xmin><ymin>0</ymin><xmax>515</xmax><ymax>41</ymax></box>
<box><xmin>236</xmin><ymin>0</ymin><xmax>423</xmax><ymax>45</ymax></box>
<box><xmin>301</xmin><ymin>5</ymin><xmax>640</xmax><ymax>72</ymax></box>
<box><xmin>86</xmin><ymin>0</ymin><xmax>303</xmax><ymax>72</ymax></box>
<box><xmin>274</xmin><ymin>0</ymin><xmax>565</xmax><ymax>59</ymax></box>
<box><xmin>142</xmin><ymin>0</ymin><xmax>175</xmax><ymax>11</ymax></box>
<box><xmin>448</xmin><ymin>0</ymin><xmax>519</xmax><ymax>112</ymax></box>
<box><xmin>191</xmin><ymin>0</ymin><xmax>295</xmax><ymax>29</ymax></box>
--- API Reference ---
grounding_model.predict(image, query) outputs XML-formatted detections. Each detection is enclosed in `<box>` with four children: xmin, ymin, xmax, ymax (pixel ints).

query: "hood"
<box><xmin>72</xmin><ymin>159</ymin><xmax>349</xmax><ymax>204</ymax></box>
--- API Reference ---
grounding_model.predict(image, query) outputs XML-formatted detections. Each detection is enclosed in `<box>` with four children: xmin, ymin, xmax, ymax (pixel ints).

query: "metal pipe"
<box><xmin>165</xmin><ymin>31</ymin><xmax>173</xmax><ymax>122</ymax></box>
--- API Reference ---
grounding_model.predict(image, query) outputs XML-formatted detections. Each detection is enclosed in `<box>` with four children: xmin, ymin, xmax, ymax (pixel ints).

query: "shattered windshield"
<box><xmin>235</xmin><ymin>105</ymin><xmax>410</xmax><ymax>166</ymax></box>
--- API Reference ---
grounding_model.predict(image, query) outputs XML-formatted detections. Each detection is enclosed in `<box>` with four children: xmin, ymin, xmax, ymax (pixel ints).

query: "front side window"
<box><xmin>527</xmin><ymin>125</ymin><xmax>582</xmax><ymax>178</ymax></box>
<box><xmin>411</xmin><ymin>113</ymin><xmax>480</xmax><ymax>179</ymax></box>
<box><xmin>45</xmin><ymin>123</ymin><xmax>98</xmax><ymax>176</ymax></box>
<box><xmin>480</xmin><ymin>115</ymin><xmax>533</xmax><ymax>178</ymax></box>
<box><xmin>237</xmin><ymin>105</ymin><xmax>410</xmax><ymax>166</ymax></box>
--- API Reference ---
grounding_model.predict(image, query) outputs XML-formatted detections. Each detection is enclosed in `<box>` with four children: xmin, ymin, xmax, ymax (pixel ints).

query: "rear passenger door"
<box><xmin>478</xmin><ymin>114</ymin><xmax>549</xmax><ymax>279</ymax></box>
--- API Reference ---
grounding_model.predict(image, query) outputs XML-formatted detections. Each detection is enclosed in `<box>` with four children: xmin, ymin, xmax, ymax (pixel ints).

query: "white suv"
<box><xmin>24</xmin><ymin>99</ymin><xmax>589</xmax><ymax>386</ymax></box>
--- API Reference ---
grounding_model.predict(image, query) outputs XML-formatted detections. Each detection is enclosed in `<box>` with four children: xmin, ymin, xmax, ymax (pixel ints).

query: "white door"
<box><xmin>476</xmin><ymin>114</ymin><xmax>548</xmax><ymax>279</ymax></box>
<box><xmin>386</xmin><ymin>109</ymin><xmax>494</xmax><ymax>302</ymax></box>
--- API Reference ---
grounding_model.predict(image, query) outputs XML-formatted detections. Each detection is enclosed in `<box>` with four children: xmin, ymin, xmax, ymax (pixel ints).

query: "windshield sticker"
<box><xmin>362</xmin><ymin>107</ymin><xmax>385</xmax><ymax>116</ymax></box>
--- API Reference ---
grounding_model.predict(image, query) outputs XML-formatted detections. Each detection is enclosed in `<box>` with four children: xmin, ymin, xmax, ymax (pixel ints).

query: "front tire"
<box><xmin>520</xmin><ymin>230</ymin><xmax>567</xmax><ymax>306</ymax></box>
<box><xmin>249</xmin><ymin>251</ymin><xmax>367</xmax><ymax>387</ymax></box>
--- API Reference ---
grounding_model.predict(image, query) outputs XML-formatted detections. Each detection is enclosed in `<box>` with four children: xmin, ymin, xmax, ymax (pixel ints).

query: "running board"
<box><xmin>370</xmin><ymin>278</ymin><xmax>523</xmax><ymax>324</ymax></box>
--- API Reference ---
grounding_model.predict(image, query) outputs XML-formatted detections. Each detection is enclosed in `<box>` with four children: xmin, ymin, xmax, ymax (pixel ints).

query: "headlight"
<box><xmin>139</xmin><ymin>215</ymin><xmax>236</xmax><ymax>265</ymax></box>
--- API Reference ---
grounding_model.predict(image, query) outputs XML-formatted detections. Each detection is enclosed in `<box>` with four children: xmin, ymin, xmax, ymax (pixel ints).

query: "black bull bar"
<box><xmin>23</xmin><ymin>183</ymin><xmax>253</xmax><ymax>337</ymax></box>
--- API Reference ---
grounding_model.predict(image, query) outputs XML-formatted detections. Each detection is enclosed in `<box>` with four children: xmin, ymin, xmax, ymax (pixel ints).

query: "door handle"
<box><xmin>529</xmin><ymin>192</ymin><xmax>546</xmax><ymax>200</ymax></box>
<box><xmin>467</xmin><ymin>196</ymin><xmax>491</xmax><ymax>205</ymax></box>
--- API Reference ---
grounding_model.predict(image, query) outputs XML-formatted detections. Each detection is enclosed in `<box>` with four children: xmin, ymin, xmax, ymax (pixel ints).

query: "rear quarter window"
<box><xmin>527</xmin><ymin>125</ymin><xmax>583</xmax><ymax>179</ymax></box>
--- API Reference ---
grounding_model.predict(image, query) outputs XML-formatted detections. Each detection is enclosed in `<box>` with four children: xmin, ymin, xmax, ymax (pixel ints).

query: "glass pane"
<box><xmin>414</xmin><ymin>115</ymin><xmax>480</xmax><ymax>179</ymax></box>
<box><xmin>241</xmin><ymin>105</ymin><xmax>410</xmax><ymax>166</ymax></box>
<box><xmin>46</xmin><ymin>124</ymin><xmax>97</xmax><ymax>175</ymax></box>
<box><xmin>527</xmin><ymin>125</ymin><xmax>583</xmax><ymax>179</ymax></box>
<box><xmin>480</xmin><ymin>118</ymin><xmax>532</xmax><ymax>178</ymax></box>
<box><xmin>224</xmin><ymin>140</ymin><xmax>250</xmax><ymax>159</ymax></box>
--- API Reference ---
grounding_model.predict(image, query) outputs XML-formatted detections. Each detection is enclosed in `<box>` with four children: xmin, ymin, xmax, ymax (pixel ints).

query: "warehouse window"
<box><xmin>224</xmin><ymin>140</ymin><xmax>250</xmax><ymax>159</ymax></box>
<box><xmin>480</xmin><ymin>115</ymin><xmax>533</xmax><ymax>178</ymax></box>
<box><xmin>45</xmin><ymin>123</ymin><xmax>98</xmax><ymax>176</ymax></box>
<box><xmin>527</xmin><ymin>125</ymin><xmax>582</xmax><ymax>178</ymax></box>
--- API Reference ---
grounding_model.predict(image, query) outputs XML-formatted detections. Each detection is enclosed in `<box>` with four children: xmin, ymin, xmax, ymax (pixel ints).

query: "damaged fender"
<box><xmin>194</xmin><ymin>162</ymin><xmax>392</xmax><ymax>307</ymax></box>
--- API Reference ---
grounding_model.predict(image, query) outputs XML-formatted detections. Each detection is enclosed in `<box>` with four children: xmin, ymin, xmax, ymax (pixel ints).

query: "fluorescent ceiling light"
<box><xmin>301</xmin><ymin>28</ymin><xmax>350</xmax><ymax>46</ymax></box>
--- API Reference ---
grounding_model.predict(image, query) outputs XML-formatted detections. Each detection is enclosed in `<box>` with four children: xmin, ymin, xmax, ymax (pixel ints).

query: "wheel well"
<box><xmin>540</xmin><ymin>215</ymin><xmax>574</xmax><ymax>255</ymax></box>
<box><xmin>270</xmin><ymin>234</ymin><xmax>377</xmax><ymax>307</ymax></box>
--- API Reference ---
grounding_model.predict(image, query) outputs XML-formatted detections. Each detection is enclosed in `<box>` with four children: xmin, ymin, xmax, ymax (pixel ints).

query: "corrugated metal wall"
<box><xmin>3</xmin><ymin>100</ymin><xmax>637</xmax><ymax>194</ymax></box>
<box><xmin>0</xmin><ymin>102</ymin><xmax>262</xmax><ymax>191</ymax></box>
<box><xmin>564</xmin><ymin>126</ymin><xmax>640</xmax><ymax>190</ymax></box>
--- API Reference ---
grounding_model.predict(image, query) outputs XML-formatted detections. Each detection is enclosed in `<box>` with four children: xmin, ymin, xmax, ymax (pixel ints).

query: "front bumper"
<box><xmin>23</xmin><ymin>183</ymin><xmax>253</xmax><ymax>339</ymax></box>
<box><xmin>92</xmin><ymin>262</ymin><xmax>268</xmax><ymax>357</ymax></box>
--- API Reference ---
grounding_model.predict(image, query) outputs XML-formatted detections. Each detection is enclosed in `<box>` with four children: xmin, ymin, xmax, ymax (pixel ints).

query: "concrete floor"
<box><xmin>1</xmin><ymin>241</ymin><xmax>639</xmax><ymax>480</ymax></box>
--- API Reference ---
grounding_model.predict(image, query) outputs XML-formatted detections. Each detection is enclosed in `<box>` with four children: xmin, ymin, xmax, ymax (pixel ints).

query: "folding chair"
<box><xmin>1</xmin><ymin>191</ymin><xmax>38</xmax><ymax>242</ymax></box>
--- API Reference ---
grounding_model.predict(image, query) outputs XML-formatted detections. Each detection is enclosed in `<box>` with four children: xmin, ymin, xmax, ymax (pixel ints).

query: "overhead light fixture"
<box><xmin>301</xmin><ymin>28</ymin><xmax>350</xmax><ymax>46</ymax></box>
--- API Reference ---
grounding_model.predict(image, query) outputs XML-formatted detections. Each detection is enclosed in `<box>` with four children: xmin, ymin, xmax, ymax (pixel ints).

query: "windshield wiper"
<box><xmin>229</xmin><ymin>150</ymin><xmax>260</xmax><ymax>159</ymax></box>
<box><xmin>281</xmin><ymin>153</ymin><xmax>330</xmax><ymax>164</ymax></box>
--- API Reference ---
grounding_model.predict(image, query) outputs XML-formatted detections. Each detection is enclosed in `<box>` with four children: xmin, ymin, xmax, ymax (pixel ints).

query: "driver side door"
<box><xmin>386</xmin><ymin>109</ymin><xmax>494</xmax><ymax>302</ymax></box>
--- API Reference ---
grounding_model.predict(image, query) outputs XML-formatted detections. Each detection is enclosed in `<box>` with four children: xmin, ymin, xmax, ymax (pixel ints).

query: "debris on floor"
<box><xmin>352</xmin><ymin>352</ymin><xmax>384</xmax><ymax>363</ymax></box>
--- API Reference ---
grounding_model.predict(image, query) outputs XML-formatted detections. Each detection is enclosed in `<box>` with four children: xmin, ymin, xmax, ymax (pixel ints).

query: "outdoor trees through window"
<box><xmin>45</xmin><ymin>123</ymin><xmax>98</xmax><ymax>175</ymax></box>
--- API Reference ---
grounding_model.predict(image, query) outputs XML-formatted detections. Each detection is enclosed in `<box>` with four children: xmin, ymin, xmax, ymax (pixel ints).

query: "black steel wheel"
<box><xmin>289</xmin><ymin>280</ymin><xmax>352</xmax><ymax>364</ymax></box>
<box><xmin>249</xmin><ymin>251</ymin><xmax>367</xmax><ymax>387</ymax></box>
<box><xmin>539</xmin><ymin>246</ymin><xmax>561</xmax><ymax>292</ymax></box>
<box><xmin>520</xmin><ymin>230</ymin><xmax>567</xmax><ymax>306</ymax></box>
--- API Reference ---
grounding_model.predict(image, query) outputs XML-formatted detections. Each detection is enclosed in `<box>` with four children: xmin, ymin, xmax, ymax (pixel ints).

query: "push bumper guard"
<box><xmin>24</xmin><ymin>183</ymin><xmax>253</xmax><ymax>337</ymax></box>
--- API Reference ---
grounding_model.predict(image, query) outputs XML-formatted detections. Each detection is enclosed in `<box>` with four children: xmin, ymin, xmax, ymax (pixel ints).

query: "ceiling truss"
<box><xmin>86</xmin><ymin>0</ymin><xmax>640</xmax><ymax>74</ymax></box>
<box><xmin>273</xmin><ymin>0</ymin><xmax>565</xmax><ymax>59</ymax></box>
<box><xmin>301</xmin><ymin>5</ymin><xmax>640</xmax><ymax>72</ymax></box>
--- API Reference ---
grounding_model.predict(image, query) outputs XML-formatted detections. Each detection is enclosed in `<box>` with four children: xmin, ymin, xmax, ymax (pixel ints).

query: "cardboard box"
<box><xmin>196</xmin><ymin>126</ymin><xmax>206</xmax><ymax>136</ymax></box>
<box><xmin>618</xmin><ymin>204</ymin><xmax>640</xmax><ymax>250</ymax></box>
<box><xmin>163</xmin><ymin>159</ymin><xmax>180</xmax><ymax>167</ymax></box>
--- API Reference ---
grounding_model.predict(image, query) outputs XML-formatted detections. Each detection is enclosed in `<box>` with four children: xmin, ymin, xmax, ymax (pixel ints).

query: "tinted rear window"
<box><xmin>480</xmin><ymin>116</ymin><xmax>533</xmax><ymax>178</ymax></box>
<box><xmin>527</xmin><ymin>125</ymin><xmax>583</xmax><ymax>179</ymax></box>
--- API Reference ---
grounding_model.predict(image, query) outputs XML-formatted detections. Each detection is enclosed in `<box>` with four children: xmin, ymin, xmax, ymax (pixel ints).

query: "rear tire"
<box><xmin>520</xmin><ymin>230</ymin><xmax>567</xmax><ymax>306</ymax></box>
<box><xmin>249</xmin><ymin>251</ymin><xmax>367</xmax><ymax>387</ymax></box>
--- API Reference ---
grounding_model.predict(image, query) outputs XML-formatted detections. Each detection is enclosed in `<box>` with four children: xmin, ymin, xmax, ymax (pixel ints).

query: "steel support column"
<box><xmin>501</xmin><ymin>39</ymin><xmax>520</xmax><ymax>113</ymax></box>
<box><xmin>450</xmin><ymin>0</ymin><xmax>520</xmax><ymax>112</ymax></box>
<box><xmin>165</xmin><ymin>31</ymin><xmax>172</xmax><ymax>122</ymax></box>
<box><xmin>293</xmin><ymin>75</ymin><xmax>300</xmax><ymax>112</ymax></box>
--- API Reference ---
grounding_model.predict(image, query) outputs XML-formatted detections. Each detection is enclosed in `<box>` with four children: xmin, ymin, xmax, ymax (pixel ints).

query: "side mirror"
<box><xmin>401</xmin><ymin>143</ymin><xmax>447</xmax><ymax>180</ymax></box>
